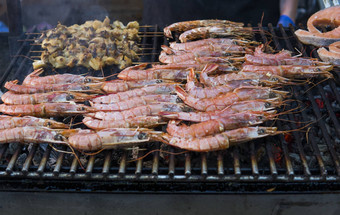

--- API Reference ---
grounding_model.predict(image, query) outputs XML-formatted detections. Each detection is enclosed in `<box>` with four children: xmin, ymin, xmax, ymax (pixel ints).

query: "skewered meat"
<box><xmin>34</xmin><ymin>17</ymin><xmax>140</xmax><ymax>70</ymax></box>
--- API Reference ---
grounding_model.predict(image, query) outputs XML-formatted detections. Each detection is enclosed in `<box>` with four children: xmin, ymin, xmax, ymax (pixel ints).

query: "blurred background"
<box><xmin>0</xmin><ymin>0</ymin><xmax>323</xmax><ymax>31</ymax></box>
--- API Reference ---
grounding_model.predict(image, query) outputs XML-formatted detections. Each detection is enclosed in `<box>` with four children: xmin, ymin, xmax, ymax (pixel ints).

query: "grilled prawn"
<box><xmin>0</xmin><ymin>115</ymin><xmax>67</xmax><ymax>129</ymax></box>
<box><xmin>0</xmin><ymin>126</ymin><xmax>67</xmax><ymax>144</ymax></box>
<box><xmin>1</xmin><ymin>91</ymin><xmax>95</xmax><ymax>105</ymax></box>
<box><xmin>164</xmin><ymin>19</ymin><xmax>244</xmax><ymax>38</ymax></box>
<box><xmin>5</xmin><ymin>80</ymin><xmax>102</xmax><ymax>94</ymax></box>
<box><xmin>83</xmin><ymin>116</ymin><xmax>166</xmax><ymax>130</ymax></box>
<box><xmin>186</xmin><ymin>68</ymin><xmax>258</xmax><ymax>99</ymax></box>
<box><xmin>92</xmin><ymin>84</ymin><xmax>178</xmax><ymax>104</ymax></box>
<box><xmin>160</xmin><ymin>99</ymin><xmax>280</xmax><ymax>122</ymax></box>
<box><xmin>166</xmin><ymin>111</ymin><xmax>273</xmax><ymax>138</ymax></box>
<box><xmin>0</xmin><ymin>103</ymin><xmax>94</xmax><ymax>117</ymax></box>
<box><xmin>66</xmin><ymin>128</ymin><xmax>156</xmax><ymax>151</ymax></box>
<box><xmin>160</xmin><ymin>127</ymin><xmax>278</xmax><ymax>152</ymax></box>
<box><xmin>176</xmin><ymin>85</ymin><xmax>287</xmax><ymax>111</ymax></box>
<box><xmin>23</xmin><ymin>68</ymin><xmax>105</xmax><ymax>85</ymax></box>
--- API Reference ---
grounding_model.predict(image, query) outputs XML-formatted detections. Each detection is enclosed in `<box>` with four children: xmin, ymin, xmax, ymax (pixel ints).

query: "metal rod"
<box><xmin>151</xmin><ymin>150</ymin><xmax>159</xmax><ymax>176</ymax></box>
<box><xmin>250</xmin><ymin>142</ymin><xmax>259</xmax><ymax>177</ymax></box>
<box><xmin>184</xmin><ymin>152</ymin><xmax>191</xmax><ymax>176</ymax></box>
<box><xmin>135</xmin><ymin>150</ymin><xmax>143</xmax><ymax>176</ymax></box>
<box><xmin>53</xmin><ymin>145</ymin><xmax>66</xmax><ymax>175</ymax></box>
<box><xmin>102</xmin><ymin>150</ymin><xmax>112</xmax><ymax>175</ymax></box>
<box><xmin>233</xmin><ymin>147</ymin><xmax>241</xmax><ymax>176</ymax></box>
<box><xmin>201</xmin><ymin>153</ymin><xmax>208</xmax><ymax>176</ymax></box>
<box><xmin>37</xmin><ymin>145</ymin><xmax>51</xmax><ymax>174</ymax></box>
<box><xmin>69</xmin><ymin>151</ymin><xmax>80</xmax><ymax>174</ymax></box>
<box><xmin>118</xmin><ymin>151</ymin><xmax>127</xmax><ymax>176</ymax></box>
<box><xmin>168</xmin><ymin>148</ymin><xmax>175</xmax><ymax>177</ymax></box>
<box><xmin>265</xmin><ymin>140</ymin><xmax>278</xmax><ymax>177</ymax></box>
<box><xmin>217</xmin><ymin>151</ymin><xmax>224</xmax><ymax>175</ymax></box>
<box><xmin>22</xmin><ymin>144</ymin><xmax>37</xmax><ymax>173</ymax></box>
<box><xmin>6</xmin><ymin>145</ymin><xmax>23</xmax><ymax>173</ymax></box>
<box><xmin>86</xmin><ymin>155</ymin><xmax>96</xmax><ymax>175</ymax></box>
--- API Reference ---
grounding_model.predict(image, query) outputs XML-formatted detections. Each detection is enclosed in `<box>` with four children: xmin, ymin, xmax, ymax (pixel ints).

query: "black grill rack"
<box><xmin>0</xmin><ymin>24</ymin><xmax>339</xmax><ymax>193</ymax></box>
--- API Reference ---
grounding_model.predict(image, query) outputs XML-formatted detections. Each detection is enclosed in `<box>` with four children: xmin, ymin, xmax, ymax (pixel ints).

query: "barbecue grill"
<box><xmin>0</xmin><ymin>23</ymin><xmax>339</xmax><ymax>197</ymax></box>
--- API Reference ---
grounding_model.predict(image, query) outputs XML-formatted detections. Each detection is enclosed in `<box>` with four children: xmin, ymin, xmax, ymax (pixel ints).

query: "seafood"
<box><xmin>241</xmin><ymin>65</ymin><xmax>334</xmax><ymax>79</ymax></box>
<box><xmin>199</xmin><ymin>64</ymin><xmax>287</xmax><ymax>87</ymax></box>
<box><xmin>91</xmin><ymin>94</ymin><xmax>180</xmax><ymax>111</ymax></box>
<box><xmin>163</xmin><ymin>43</ymin><xmax>250</xmax><ymax>54</ymax></box>
<box><xmin>166</xmin><ymin>111</ymin><xmax>273</xmax><ymax>138</ymax></box>
<box><xmin>169</xmin><ymin>38</ymin><xmax>254</xmax><ymax>51</ymax></box>
<box><xmin>0</xmin><ymin>115</ymin><xmax>68</xmax><ymax>129</ymax></box>
<box><xmin>164</xmin><ymin>19</ymin><xmax>244</xmax><ymax>38</ymax></box>
<box><xmin>66</xmin><ymin>128</ymin><xmax>154</xmax><ymax>151</ymax></box>
<box><xmin>101</xmin><ymin>79</ymin><xmax>166</xmax><ymax>93</ymax></box>
<box><xmin>254</xmin><ymin>44</ymin><xmax>291</xmax><ymax>59</ymax></box>
<box><xmin>186</xmin><ymin>68</ymin><xmax>258</xmax><ymax>99</ymax></box>
<box><xmin>118</xmin><ymin>63</ymin><xmax>190</xmax><ymax>80</ymax></box>
<box><xmin>159</xmin><ymin>47</ymin><xmax>248</xmax><ymax>64</ymax></box>
<box><xmin>23</xmin><ymin>68</ymin><xmax>105</xmax><ymax>85</ymax></box>
<box><xmin>83</xmin><ymin>116</ymin><xmax>166</xmax><ymax>129</ymax></box>
<box><xmin>160</xmin><ymin>99</ymin><xmax>280</xmax><ymax>122</ymax></box>
<box><xmin>0</xmin><ymin>103</ymin><xmax>94</xmax><ymax>117</ymax></box>
<box><xmin>179</xmin><ymin>26</ymin><xmax>253</xmax><ymax>43</ymax></box>
<box><xmin>295</xmin><ymin>6</ymin><xmax>340</xmax><ymax>46</ymax></box>
<box><xmin>176</xmin><ymin>85</ymin><xmax>287</xmax><ymax>111</ymax></box>
<box><xmin>317</xmin><ymin>41</ymin><xmax>340</xmax><ymax>66</ymax></box>
<box><xmin>1</xmin><ymin>91</ymin><xmax>95</xmax><ymax>105</ymax></box>
<box><xmin>92</xmin><ymin>84</ymin><xmax>178</xmax><ymax>104</ymax></box>
<box><xmin>181</xmin><ymin>56</ymin><xmax>244</xmax><ymax>65</ymax></box>
<box><xmin>307</xmin><ymin>5</ymin><xmax>340</xmax><ymax>38</ymax></box>
<box><xmin>0</xmin><ymin>126</ymin><xmax>67</xmax><ymax>144</ymax></box>
<box><xmin>87</xmin><ymin>103</ymin><xmax>191</xmax><ymax>120</ymax></box>
<box><xmin>5</xmin><ymin>80</ymin><xmax>102</xmax><ymax>94</ymax></box>
<box><xmin>160</xmin><ymin>127</ymin><xmax>277</xmax><ymax>152</ymax></box>
<box><xmin>245</xmin><ymin>54</ymin><xmax>326</xmax><ymax>66</ymax></box>
<box><xmin>151</xmin><ymin>63</ymin><xmax>240</xmax><ymax>72</ymax></box>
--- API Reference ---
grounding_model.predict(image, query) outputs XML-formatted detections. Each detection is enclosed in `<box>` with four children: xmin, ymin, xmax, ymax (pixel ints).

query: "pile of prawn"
<box><xmin>0</xmin><ymin>19</ymin><xmax>334</xmax><ymax>153</ymax></box>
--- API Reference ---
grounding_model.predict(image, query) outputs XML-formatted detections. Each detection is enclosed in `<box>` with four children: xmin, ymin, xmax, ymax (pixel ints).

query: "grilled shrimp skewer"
<box><xmin>199</xmin><ymin>64</ymin><xmax>287</xmax><ymax>87</ymax></box>
<box><xmin>242</xmin><ymin>65</ymin><xmax>334</xmax><ymax>79</ymax></box>
<box><xmin>1</xmin><ymin>91</ymin><xmax>95</xmax><ymax>105</ymax></box>
<box><xmin>117</xmin><ymin>63</ymin><xmax>190</xmax><ymax>81</ymax></box>
<box><xmin>166</xmin><ymin>111</ymin><xmax>274</xmax><ymax>138</ymax></box>
<box><xmin>160</xmin><ymin>99</ymin><xmax>280</xmax><ymax>122</ymax></box>
<box><xmin>179</xmin><ymin>26</ymin><xmax>253</xmax><ymax>43</ymax></box>
<box><xmin>186</xmin><ymin>69</ymin><xmax>258</xmax><ymax>99</ymax></box>
<box><xmin>92</xmin><ymin>83</ymin><xmax>179</xmax><ymax>104</ymax></box>
<box><xmin>88</xmin><ymin>103</ymin><xmax>191</xmax><ymax>121</ymax></box>
<box><xmin>0</xmin><ymin>103</ymin><xmax>94</xmax><ymax>117</ymax></box>
<box><xmin>66</xmin><ymin>128</ymin><xmax>157</xmax><ymax>151</ymax></box>
<box><xmin>91</xmin><ymin>94</ymin><xmax>181</xmax><ymax>111</ymax></box>
<box><xmin>160</xmin><ymin>127</ymin><xmax>278</xmax><ymax>152</ymax></box>
<box><xmin>176</xmin><ymin>85</ymin><xmax>287</xmax><ymax>111</ymax></box>
<box><xmin>23</xmin><ymin>68</ymin><xmax>105</xmax><ymax>85</ymax></box>
<box><xmin>0</xmin><ymin>126</ymin><xmax>67</xmax><ymax>144</ymax></box>
<box><xmin>164</xmin><ymin>19</ymin><xmax>244</xmax><ymax>39</ymax></box>
<box><xmin>83</xmin><ymin>116</ymin><xmax>166</xmax><ymax>130</ymax></box>
<box><xmin>5</xmin><ymin>80</ymin><xmax>102</xmax><ymax>94</ymax></box>
<box><xmin>169</xmin><ymin>38</ymin><xmax>255</xmax><ymax>51</ymax></box>
<box><xmin>0</xmin><ymin>115</ymin><xmax>68</xmax><ymax>129</ymax></box>
<box><xmin>101</xmin><ymin>79</ymin><xmax>166</xmax><ymax>93</ymax></box>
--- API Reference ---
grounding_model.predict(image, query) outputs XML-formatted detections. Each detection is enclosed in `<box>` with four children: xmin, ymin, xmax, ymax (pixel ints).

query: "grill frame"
<box><xmin>0</xmin><ymin>24</ymin><xmax>340</xmax><ymax>193</ymax></box>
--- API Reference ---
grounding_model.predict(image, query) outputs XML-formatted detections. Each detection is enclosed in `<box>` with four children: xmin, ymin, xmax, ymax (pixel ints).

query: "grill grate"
<box><xmin>0</xmin><ymin>24</ymin><xmax>339</xmax><ymax>192</ymax></box>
